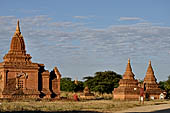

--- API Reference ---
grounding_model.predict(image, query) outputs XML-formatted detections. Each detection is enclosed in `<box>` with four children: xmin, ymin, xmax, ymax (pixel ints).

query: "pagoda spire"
<box><xmin>146</xmin><ymin>60</ymin><xmax>154</xmax><ymax>75</ymax></box>
<box><xmin>9</xmin><ymin>20</ymin><xmax>25</xmax><ymax>52</ymax></box>
<box><xmin>123</xmin><ymin>58</ymin><xmax>135</xmax><ymax>79</ymax></box>
<box><xmin>3</xmin><ymin>20</ymin><xmax>32</xmax><ymax>63</ymax></box>
<box><xmin>15</xmin><ymin>19</ymin><xmax>21</xmax><ymax>34</ymax></box>
<box><xmin>126</xmin><ymin>58</ymin><xmax>132</xmax><ymax>72</ymax></box>
<box><xmin>144</xmin><ymin>60</ymin><xmax>157</xmax><ymax>83</ymax></box>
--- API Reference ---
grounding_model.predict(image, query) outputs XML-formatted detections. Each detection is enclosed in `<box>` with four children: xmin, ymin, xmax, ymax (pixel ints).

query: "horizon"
<box><xmin>0</xmin><ymin>0</ymin><xmax>170</xmax><ymax>81</ymax></box>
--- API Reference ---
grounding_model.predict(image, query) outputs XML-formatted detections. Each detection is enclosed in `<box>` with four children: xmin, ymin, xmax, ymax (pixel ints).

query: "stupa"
<box><xmin>113</xmin><ymin>59</ymin><xmax>140</xmax><ymax>100</ymax></box>
<box><xmin>143</xmin><ymin>60</ymin><xmax>162</xmax><ymax>99</ymax></box>
<box><xmin>80</xmin><ymin>86</ymin><xmax>95</xmax><ymax>99</ymax></box>
<box><xmin>0</xmin><ymin>20</ymin><xmax>61</xmax><ymax>99</ymax></box>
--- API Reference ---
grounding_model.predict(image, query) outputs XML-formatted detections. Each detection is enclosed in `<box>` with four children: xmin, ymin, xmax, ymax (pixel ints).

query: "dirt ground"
<box><xmin>117</xmin><ymin>102</ymin><xmax>170</xmax><ymax>113</ymax></box>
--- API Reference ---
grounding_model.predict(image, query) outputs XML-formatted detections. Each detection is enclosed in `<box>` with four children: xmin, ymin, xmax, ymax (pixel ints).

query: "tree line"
<box><xmin>60</xmin><ymin>70</ymin><xmax>170</xmax><ymax>98</ymax></box>
<box><xmin>60</xmin><ymin>71</ymin><xmax>122</xmax><ymax>94</ymax></box>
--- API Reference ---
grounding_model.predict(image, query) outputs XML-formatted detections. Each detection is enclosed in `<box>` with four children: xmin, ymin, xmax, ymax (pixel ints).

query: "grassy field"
<box><xmin>0</xmin><ymin>99</ymin><xmax>170</xmax><ymax>113</ymax></box>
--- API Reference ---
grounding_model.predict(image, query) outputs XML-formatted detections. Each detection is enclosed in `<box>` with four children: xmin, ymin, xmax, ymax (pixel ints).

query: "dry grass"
<box><xmin>60</xmin><ymin>91</ymin><xmax>113</xmax><ymax>100</ymax></box>
<box><xmin>0</xmin><ymin>99</ymin><xmax>169</xmax><ymax>112</ymax></box>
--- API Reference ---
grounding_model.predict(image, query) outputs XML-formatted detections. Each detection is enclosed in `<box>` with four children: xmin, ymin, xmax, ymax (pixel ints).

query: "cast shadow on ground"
<box><xmin>0</xmin><ymin>111</ymin><xmax>102</xmax><ymax>113</ymax></box>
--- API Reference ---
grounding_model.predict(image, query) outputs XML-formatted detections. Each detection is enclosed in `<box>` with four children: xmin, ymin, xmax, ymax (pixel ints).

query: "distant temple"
<box><xmin>0</xmin><ymin>20</ymin><xmax>61</xmax><ymax>99</ymax></box>
<box><xmin>113</xmin><ymin>59</ymin><xmax>163</xmax><ymax>100</ymax></box>
<box><xmin>143</xmin><ymin>60</ymin><xmax>162</xmax><ymax>100</ymax></box>
<box><xmin>113</xmin><ymin>59</ymin><xmax>140</xmax><ymax>100</ymax></box>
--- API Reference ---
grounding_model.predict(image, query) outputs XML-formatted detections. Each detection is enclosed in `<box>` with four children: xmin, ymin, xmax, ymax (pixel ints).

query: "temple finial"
<box><xmin>126</xmin><ymin>58</ymin><xmax>132</xmax><ymax>72</ymax></box>
<box><xmin>128</xmin><ymin>58</ymin><xmax>130</xmax><ymax>64</ymax></box>
<box><xmin>149</xmin><ymin>60</ymin><xmax>151</xmax><ymax>65</ymax></box>
<box><xmin>74</xmin><ymin>77</ymin><xmax>78</xmax><ymax>85</ymax></box>
<box><xmin>15</xmin><ymin>19</ymin><xmax>20</xmax><ymax>34</ymax></box>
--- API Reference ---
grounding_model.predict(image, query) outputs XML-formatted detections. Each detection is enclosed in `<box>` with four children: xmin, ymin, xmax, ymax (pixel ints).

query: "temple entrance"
<box><xmin>16</xmin><ymin>72</ymin><xmax>28</xmax><ymax>90</ymax></box>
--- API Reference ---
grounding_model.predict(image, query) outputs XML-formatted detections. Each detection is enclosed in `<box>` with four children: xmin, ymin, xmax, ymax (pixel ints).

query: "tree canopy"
<box><xmin>60</xmin><ymin>77</ymin><xmax>84</xmax><ymax>92</ymax></box>
<box><xmin>159</xmin><ymin>75</ymin><xmax>170</xmax><ymax>98</ymax></box>
<box><xmin>164</xmin><ymin>75</ymin><xmax>170</xmax><ymax>98</ymax></box>
<box><xmin>83</xmin><ymin>71</ymin><xmax>122</xmax><ymax>94</ymax></box>
<box><xmin>60</xmin><ymin>77</ymin><xmax>76</xmax><ymax>92</ymax></box>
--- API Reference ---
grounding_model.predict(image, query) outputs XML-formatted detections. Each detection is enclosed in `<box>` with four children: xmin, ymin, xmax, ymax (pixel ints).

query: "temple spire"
<box><xmin>126</xmin><ymin>58</ymin><xmax>132</xmax><ymax>72</ymax></box>
<box><xmin>123</xmin><ymin>58</ymin><xmax>135</xmax><ymax>79</ymax></box>
<box><xmin>3</xmin><ymin>20</ymin><xmax>31</xmax><ymax>63</ymax></box>
<box><xmin>9</xmin><ymin>19</ymin><xmax>25</xmax><ymax>52</ymax></box>
<box><xmin>146</xmin><ymin>60</ymin><xmax>154</xmax><ymax>74</ymax></box>
<box><xmin>15</xmin><ymin>19</ymin><xmax>21</xmax><ymax>34</ymax></box>
<box><xmin>144</xmin><ymin>60</ymin><xmax>157</xmax><ymax>83</ymax></box>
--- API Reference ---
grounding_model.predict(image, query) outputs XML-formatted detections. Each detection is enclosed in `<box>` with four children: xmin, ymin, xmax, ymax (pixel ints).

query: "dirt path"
<box><xmin>116</xmin><ymin>103</ymin><xmax>170</xmax><ymax>113</ymax></box>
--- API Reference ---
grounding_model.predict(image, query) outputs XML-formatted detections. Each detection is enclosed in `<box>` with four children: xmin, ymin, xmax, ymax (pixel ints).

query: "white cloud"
<box><xmin>9</xmin><ymin>9</ymin><xmax>44</xmax><ymax>14</ymax></box>
<box><xmin>50</xmin><ymin>21</ymin><xmax>84</xmax><ymax>28</ymax></box>
<box><xmin>119</xmin><ymin>17</ymin><xmax>144</xmax><ymax>21</ymax></box>
<box><xmin>73</xmin><ymin>16</ymin><xmax>89</xmax><ymax>19</ymax></box>
<box><xmin>73</xmin><ymin>15</ymin><xmax>95</xmax><ymax>19</ymax></box>
<box><xmin>0</xmin><ymin>15</ymin><xmax>170</xmax><ymax>80</ymax></box>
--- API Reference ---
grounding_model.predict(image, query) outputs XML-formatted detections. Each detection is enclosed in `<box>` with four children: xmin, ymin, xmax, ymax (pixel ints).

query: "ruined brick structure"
<box><xmin>0</xmin><ymin>20</ymin><xmax>61</xmax><ymax>99</ymax></box>
<box><xmin>113</xmin><ymin>59</ymin><xmax>140</xmax><ymax>100</ymax></box>
<box><xmin>143</xmin><ymin>60</ymin><xmax>162</xmax><ymax>99</ymax></box>
<box><xmin>80</xmin><ymin>86</ymin><xmax>95</xmax><ymax>99</ymax></box>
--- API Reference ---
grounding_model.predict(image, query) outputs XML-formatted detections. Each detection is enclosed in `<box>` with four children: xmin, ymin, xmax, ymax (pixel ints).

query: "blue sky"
<box><xmin>0</xmin><ymin>0</ymin><xmax>170</xmax><ymax>81</ymax></box>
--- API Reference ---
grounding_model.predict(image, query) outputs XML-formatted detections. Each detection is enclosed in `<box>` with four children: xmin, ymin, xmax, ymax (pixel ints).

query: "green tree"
<box><xmin>83</xmin><ymin>71</ymin><xmax>122</xmax><ymax>94</ymax></box>
<box><xmin>159</xmin><ymin>81</ymin><xmax>166</xmax><ymax>90</ymax></box>
<box><xmin>74</xmin><ymin>81</ymin><xmax>84</xmax><ymax>92</ymax></box>
<box><xmin>60</xmin><ymin>77</ymin><xmax>76</xmax><ymax>92</ymax></box>
<box><xmin>159</xmin><ymin>76</ymin><xmax>170</xmax><ymax>99</ymax></box>
<box><xmin>165</xmin><ymin>75</ymin><xmax>170</xmax><ymax>98</ymax></box>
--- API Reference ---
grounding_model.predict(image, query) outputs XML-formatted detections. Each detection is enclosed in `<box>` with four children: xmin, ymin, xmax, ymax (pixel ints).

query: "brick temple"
<box><xmin>113</xmin><ymin>59</ymin><xmax>163</xmax><ymax>100</ymax></box>
<box><xmin>0</xmin><ymin>20</ymin><xmax>61</xmax><ymax>99</ymax></box>
<box><xmin>113</xmin><ymin>59</ymin><xmax>140</xmax><ymax>100</ymax></box>
<box><xmin>143</xmin><ymin>60</ymin><xmax>162</xmax><ymax>99</ymax></box>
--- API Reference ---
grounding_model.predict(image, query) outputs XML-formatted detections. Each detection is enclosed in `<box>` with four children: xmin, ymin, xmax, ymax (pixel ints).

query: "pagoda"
<box><xmin>113</xmin><ymin>59</ymin><xmax>140</xmax><ymax>100</ymax></box>
<box><xmin>143</xmin><ymin>60</ymin><xmax>162</xmax><ymax>99</ymax></box>
<box><xmin>0</xmin><ymin>20</ymin><xmax>61</xmax><ymax>99</ymax></box>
